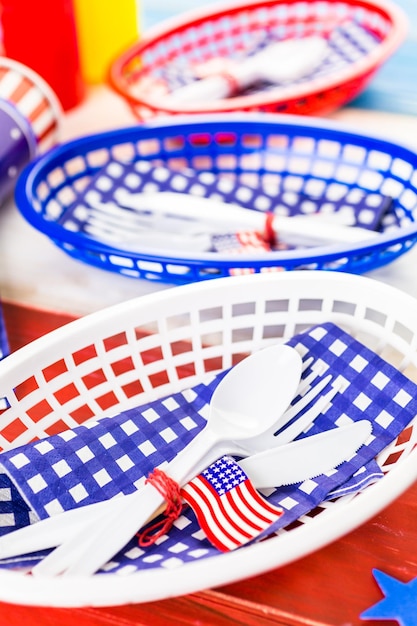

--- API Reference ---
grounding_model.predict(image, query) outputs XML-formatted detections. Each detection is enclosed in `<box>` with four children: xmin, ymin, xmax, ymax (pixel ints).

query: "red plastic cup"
<box><xmin>1</xmin><ymin>0</ymin><xmax>85</xmax><ymax>111</ymax></box>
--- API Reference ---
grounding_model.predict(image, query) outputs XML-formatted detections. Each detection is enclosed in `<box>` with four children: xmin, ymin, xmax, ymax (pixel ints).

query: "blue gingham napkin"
<box><xmin>58</xmin><ymin>157</ymin><xmax>394</xmax><ymax>252</ymax></box>
<box><xmin>0</xmin><ymin>322</ymin><xmax>415</xmax><ymax>573</ymax></box>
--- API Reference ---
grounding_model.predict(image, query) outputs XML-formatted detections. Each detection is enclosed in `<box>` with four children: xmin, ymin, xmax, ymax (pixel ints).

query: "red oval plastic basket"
<box><xmin>109</xmin><ymin>0</ymin><xmax>407</xmax><ymax>120</ymax></box>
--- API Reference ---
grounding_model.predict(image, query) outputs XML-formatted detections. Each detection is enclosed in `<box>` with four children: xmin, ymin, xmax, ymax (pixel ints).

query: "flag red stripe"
<box><xmin>225</xmin><ymin>485</ymin><xmax>265</xmax><ymax>532</ymax></box>
<box><xmin>228</xmin><ymin>482</ymin><xmax>282</xmax><ymax>527</ymax></box>
<box><xmin>240</xmin><ymin>480</ymin><xmax>284</xmax><ymax>522</ymax></box>
<box><xmin>182</xmin><ymin>479</ymin><xmax>242</xmax><ymax>551</ymax></box>
<box><xmin>212</xmin><ymin>484</ymin><xmax>260</xmax><ymax>537</ymax></box>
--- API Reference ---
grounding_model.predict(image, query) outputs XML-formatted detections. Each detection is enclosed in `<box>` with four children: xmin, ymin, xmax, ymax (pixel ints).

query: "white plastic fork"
<box><xmin>32</xmin><ymin>367</ymin><xmax>339</xmax><ymax>577</ymax></box>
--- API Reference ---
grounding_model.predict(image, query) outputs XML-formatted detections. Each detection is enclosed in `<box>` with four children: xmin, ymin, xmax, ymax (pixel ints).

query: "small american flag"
<box><xmin>181</xmin><ymin>456</ymin><xmax>283</xmax><ymax>552</ymax></box>
<box><xmin>211</xmin><ymin>230</ymin><xmax>271</xmax><ymax>254</ymax></box>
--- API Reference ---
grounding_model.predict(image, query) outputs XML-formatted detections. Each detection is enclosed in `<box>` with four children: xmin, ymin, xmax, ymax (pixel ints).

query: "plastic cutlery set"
<box><xmin>85</xmin><ymin>191</ymin><xmax>381</xmax><ymax>254</ymax></box>
<box><xmin>166</xmin><ymin>36</ymin><xmax>330</xmax><ymax>103</ymax></box>
<box><xmin>0</xmin><ymin>356</ymin><xmax>336</xmax><ymax>559</ymax></box>
<box><xmin>0</xmin><ymin>345</ymin><xmax>372</xmax><ymax>577</ymax></box>
<box><xmin>59</xmin><ymin>136</ymin><xmax>390</xmax><ymax>258</ymax></box>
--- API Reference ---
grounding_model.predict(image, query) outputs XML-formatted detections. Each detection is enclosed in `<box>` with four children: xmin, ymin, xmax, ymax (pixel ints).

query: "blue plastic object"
<box><xmin>14</xmin><ymin>114</ymin><xmax>417</xmax><ymax>284</ymax></box>
<box><xmin>0</xmin><ymin>302</ymin><xmax>9</xmax><ymax>361</ymax></box>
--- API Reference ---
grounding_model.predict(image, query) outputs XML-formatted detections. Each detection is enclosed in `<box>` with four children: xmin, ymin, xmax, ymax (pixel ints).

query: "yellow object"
<box><xmin>73</xmin><ymin>0</ymin><xmax>139</xmax><ymax>84</ymax></box>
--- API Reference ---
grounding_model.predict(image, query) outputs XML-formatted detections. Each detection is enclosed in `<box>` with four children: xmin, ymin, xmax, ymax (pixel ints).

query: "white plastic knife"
<box><xmin>0</xmin><ymin>420</ymin><xmax>371</xmax><ymax>560</ymax></box>
<box><xmin>240</xmin><ymin>419</ymin><xmax>372</xmax><ymax>487</ymax></box>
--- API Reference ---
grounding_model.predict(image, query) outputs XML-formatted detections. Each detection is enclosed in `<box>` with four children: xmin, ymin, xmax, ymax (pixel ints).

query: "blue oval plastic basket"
<box><xmin>15</xmin><ymin>114</ymin><xmax>417</xmax><ymax>284</ymax></box>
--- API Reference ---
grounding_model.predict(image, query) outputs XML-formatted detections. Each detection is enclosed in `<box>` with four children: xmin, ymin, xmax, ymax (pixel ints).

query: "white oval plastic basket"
<box><xmin>0</xmin><ymin>270</ymin><xmax>417</xmax><ymax>607</ymax></box>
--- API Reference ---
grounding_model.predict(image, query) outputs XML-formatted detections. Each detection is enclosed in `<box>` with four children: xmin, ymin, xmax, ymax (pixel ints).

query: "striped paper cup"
<box><xmin>0</xmin><ymin>57</ymin><xmax>62</xmax><ymax>204</ymax></box>
<box><xmin>0</xmin><ymin>57</ymin><xmax>62</xmax><ymax>154</ymax></box>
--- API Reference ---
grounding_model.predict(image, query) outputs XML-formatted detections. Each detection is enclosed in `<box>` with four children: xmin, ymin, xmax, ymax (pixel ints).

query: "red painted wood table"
<box><xmin>1</xmin><ymin>299</ymin><xmax>416</xmax><ymax>626</ymax></box>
